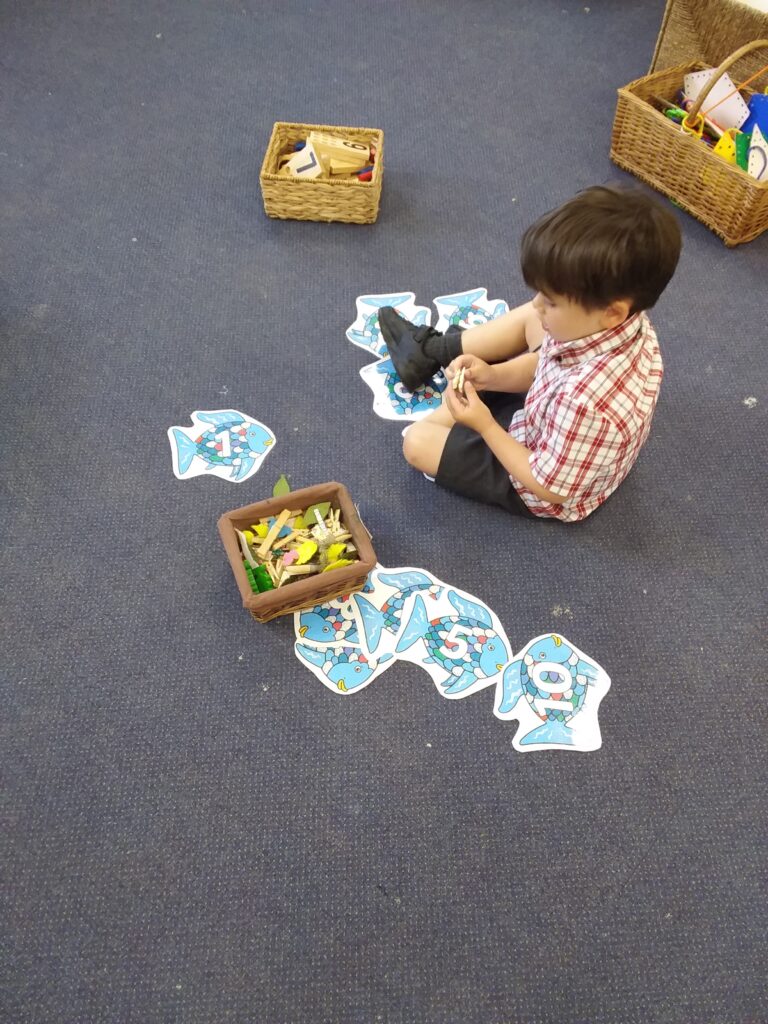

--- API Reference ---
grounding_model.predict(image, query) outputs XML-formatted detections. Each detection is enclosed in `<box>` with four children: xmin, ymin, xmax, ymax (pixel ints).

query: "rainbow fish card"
<box><xmin>495</xmin><ymin>633</ymin><xmax>610</xmax><ymax>752</ymax></box>
<box><xmin>432</xmin><ymin>287</ymin><xmax>509</xmax><ymax>332</ymax></box>
<box><xmin>359</xmin><ymin>358</ymin><xmax>447</xmax><ymax>422</ymax></box>
<box><xmin>346</xmin><ymin>292</ymin><xmax>431</xmax><ymax>360</ymax></box>
<box><xmin>168</xmin><ymin>410</ymin><xmax>275</xmax><ymax>482</ymax></box>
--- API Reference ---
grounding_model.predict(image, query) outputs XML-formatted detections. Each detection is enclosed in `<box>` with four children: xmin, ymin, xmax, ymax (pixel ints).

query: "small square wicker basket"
<box><xmin>259</xmin><ymin>121</ymin><xmax>384</xmax><ymax>224</ymax></box>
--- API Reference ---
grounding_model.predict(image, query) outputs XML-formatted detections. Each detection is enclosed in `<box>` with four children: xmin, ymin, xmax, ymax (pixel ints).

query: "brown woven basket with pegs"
<box><xmin>259</xmin><ymin>121</ymin><xmax>384</xmax><ymax>224</ymax></box>
<box><xmin>610</xmin><ymin>39</ymin><xmax>768</xmax><ymax>246</ymax></box>
<box><xmin>218</xmin><ymin>482</ymin><xmax>377</xmax><ymax>624</ymax></box>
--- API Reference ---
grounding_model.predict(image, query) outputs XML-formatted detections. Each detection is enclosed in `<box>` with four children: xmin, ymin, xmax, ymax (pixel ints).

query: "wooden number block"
<box><xmin>284</xmin><ymin>140</ymin><xmax>324</xmax><ymax>179</ymax></box>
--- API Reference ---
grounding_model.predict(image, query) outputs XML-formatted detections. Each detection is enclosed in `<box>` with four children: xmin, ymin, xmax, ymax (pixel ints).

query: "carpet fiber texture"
<box><xmin>3</xmin><ymin>2</ymin><xmax>767</xmax><ymax>1022</ymax></box>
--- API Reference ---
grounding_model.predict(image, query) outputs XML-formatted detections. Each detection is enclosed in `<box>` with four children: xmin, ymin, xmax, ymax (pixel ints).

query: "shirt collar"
<box><xmin>543</xmin><ymin>312</ymin><xmax>645</xmax><ymax>366</ymax></box>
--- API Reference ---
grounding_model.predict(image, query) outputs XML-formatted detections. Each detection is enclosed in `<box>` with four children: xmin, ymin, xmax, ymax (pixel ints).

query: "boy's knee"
<box><xmin>402</xmin><ymin>425</ymin><xmax>424</xmax><ymax>469</ymax></box>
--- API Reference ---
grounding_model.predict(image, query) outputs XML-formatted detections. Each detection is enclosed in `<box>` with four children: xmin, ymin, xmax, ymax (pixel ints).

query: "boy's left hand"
<box><xmin>444</xmin><ymin>380</ymin><xmax>494</xmax><ymax>433</ymax></box>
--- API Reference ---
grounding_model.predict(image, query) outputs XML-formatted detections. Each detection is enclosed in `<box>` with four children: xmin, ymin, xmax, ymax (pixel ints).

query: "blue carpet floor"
<box><xmin>3</xmin><ymin>2</ymin><xmax>767</xmax><ymax>1021</ymax></box>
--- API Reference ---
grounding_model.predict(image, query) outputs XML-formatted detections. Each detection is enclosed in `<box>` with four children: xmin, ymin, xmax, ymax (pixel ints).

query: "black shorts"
<box><xmin>435</xmin><ymin>391</ymin><xmax>536</xmax><ymax>518</ymax></box>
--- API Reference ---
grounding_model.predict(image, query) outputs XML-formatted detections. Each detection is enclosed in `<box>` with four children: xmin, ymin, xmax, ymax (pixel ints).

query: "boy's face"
<box><xmin>532</xmin><ymin>291</ymin><xmax>629</xmax><ymax>343</ymax></box>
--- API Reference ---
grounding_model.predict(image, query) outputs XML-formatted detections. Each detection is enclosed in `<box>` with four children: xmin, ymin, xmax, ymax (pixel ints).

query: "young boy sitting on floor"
<box><xmin>379</xmin><ymin>185</ymin><xmax>682</xmax><ymax>522</ymax></box>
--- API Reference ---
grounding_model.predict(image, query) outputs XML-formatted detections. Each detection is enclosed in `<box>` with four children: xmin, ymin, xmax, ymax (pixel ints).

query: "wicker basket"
<box><xmin>217</xmin><ymin>482</ymin><xmax>377</xmax><ymax>623</ymax></box>
<box><xmin>259</xmin><ymin>121</ymin><xmax>384</xmax><ymax>224</ymax></box>
<box><xmin>611</xmin><ymin>40</ymin><xmax>768</xmax><ymax>246</ymax></box>
<box><xmin>651</xmin><ymin>0</ymin><xmax>768</xmax><ymax>74</ymax></box>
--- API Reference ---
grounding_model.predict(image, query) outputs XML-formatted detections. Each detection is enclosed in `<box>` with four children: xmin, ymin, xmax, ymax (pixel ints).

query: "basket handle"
<box><xmin>683</xmin><ymin>39</ymin><xmax>768</xmax><ymax>128</ymax></box>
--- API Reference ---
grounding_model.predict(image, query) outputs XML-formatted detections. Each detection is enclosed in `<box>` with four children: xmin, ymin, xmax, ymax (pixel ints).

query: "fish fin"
<box><xmin>352</xmin><ymin>595</ymin><xmax>386</xmax><ymax>653</ymax></box>
<box><xmin>295</xmin><ymin>643</ymin><xmax>326</xmax><ymax>669</ymax></box>
<box><xmin>231</xmin><ymin>456</ymin><xmax>255</xmax><ymax>481</ymax></box>
<box><xmin>447</xmin><ymin>589</ymin><xmax>492</xmax><ymax>628</ymax></box>
<box><xmin>377</xmin><ymin>570</ymin><xmax>433</xmax><ymax>591</ymax></box>
<box><xmin>195</xmin><ymin>410</ymin><xmax>244</xmax><ymax>430</ymax></box>
<box><xmin>519</xmin><ymin>719</ymin><xmax>575</xmax><ymax>747</ymax></box>
<box><xmin>443</xmin><ymin>670</ymin><xmax>477</xmax><ymax>695</ymax></box>
<box><xmin>395</xmin><ymin>595</ymin><xmax>429</xmax><ymax>653</ymax></box>
<box><xmin>498</xmin><ymin>659</ymin><xmax>525</xmax><ymax>713</ymax></box>
<box><xmin>172</xmin><ymin>429</ymin><xmax>198</xmax><ymax>474</ymax></box>
<box><xmin>362</xmin><ymin>293</ymin><xmax>411</xmax><ymax>309</ymax></box>
<box><xmin>437</xmin><ymin>287</ymin><xmax>486</xmax><ymax>307</ymax></box>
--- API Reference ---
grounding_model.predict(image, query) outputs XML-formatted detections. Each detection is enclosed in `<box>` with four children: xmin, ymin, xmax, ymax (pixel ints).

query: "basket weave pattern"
<box><xmin>611</xmin><ymin>54</ymin><xmax>768</xmax><ymax>246</ymax></box>
<box><xmin>651</xmin><ymin>0</ymin><xmax>768</xmax><ymax>75</ymax></box>
<box><xmin>218</xmin><ymin>482</ymin><xmax>377</xmax><ymax>624</ymax></box>
<box><xmin>260</xmin><ymin>121</ymin><xmax>383</xmax><ymax>224</ymax></box>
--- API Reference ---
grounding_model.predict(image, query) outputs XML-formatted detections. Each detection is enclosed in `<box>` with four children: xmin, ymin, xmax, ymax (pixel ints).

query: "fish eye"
<box><xmin>539</xmin><ymin>652</ymin><xmax>546</xmax><ymax>659</ymax></box>
<box><xmin>354</xmin><ymin>666</ymin><xmax>361</xmax><ymax>672</ymax></box>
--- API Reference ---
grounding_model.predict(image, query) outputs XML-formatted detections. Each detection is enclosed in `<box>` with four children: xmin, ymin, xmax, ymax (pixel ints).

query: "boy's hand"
<box><xmin>446</xmin><ymin>354</ymin><xmax>495</xmax><ymax>391</ymax></box>
<box><xmin>444</xmin><ymin>379</ymin><xmax>494</xmax><ymax>433</ymax></box>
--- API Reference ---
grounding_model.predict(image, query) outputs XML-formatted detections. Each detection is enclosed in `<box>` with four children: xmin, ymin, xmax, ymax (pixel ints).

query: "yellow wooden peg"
<box><xmin>322</xmin><ymin>558</ymin><xmax>355</xmax><ymax>572</ymax></box>
<box><xmin>296</xmin><ymin>540</ymin><xmax>318</xmax><ymax>565</ymax></box>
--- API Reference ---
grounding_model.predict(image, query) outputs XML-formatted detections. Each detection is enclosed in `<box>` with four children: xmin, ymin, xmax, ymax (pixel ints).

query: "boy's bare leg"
<box><xmin>460</xmin><ymin>300</ymin><xmax>544</xmax><ymax>363</ymax></box>
<box><xmin>402</xmin><ymin>418</ymin><xmax>451</xmax><ymax>477</ymax></box>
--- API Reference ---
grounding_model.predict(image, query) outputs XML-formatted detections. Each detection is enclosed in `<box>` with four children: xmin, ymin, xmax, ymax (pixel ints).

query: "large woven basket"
<box><xmin>218</xmin><ymin>482</ymin><xmax>377</xmax><ymax>623</ymax></box>
<box><xmin>651</xmin><ymin>0</ymin><xmax>768</xmax><ymax>74</ymax></box>
<box><xmin>260</xmin><ymin>121</ymin><xmax>384</xmax><ymax>224</ymax></box>
<box><xmin>611</xmin><ymin>40</ymin><xmax>768</xmax><ymax>246</ymax></box>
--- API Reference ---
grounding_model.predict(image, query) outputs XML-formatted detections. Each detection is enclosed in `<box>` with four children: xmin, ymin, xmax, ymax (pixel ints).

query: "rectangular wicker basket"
<box><xmin>217</xmin><ymin>482</ymin><xmax>377</xmax><ymax>623</ymax></box>
<box><xmin>610</xmin><ymin>42</ymin><xmax>768</xmax><ymax>246</ymax></box>
<box><xmin>259</xmin><ymin>121</ymin><xmax>384</xmax><ymax>224</ymax></box>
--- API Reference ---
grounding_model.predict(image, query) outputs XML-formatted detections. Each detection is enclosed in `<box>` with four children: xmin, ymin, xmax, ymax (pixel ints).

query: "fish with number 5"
<box><xmin>495</xmin><ymin>633</ymin><xmax>610</xmax><ymax>751</ymax></box>
<box><xmin>168</xmin><ymin>409</ymin><xmax>275</xmax><ymax>482</ymax></box>
<box><xmin>394</xmin><ymin>588</ymin><xmax>511</xmax><ymax>696</ymax></box>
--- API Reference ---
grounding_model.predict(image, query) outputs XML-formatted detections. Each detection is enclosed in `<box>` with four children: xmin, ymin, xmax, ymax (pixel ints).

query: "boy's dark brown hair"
<box><xmin>520</xmin><ymin>185</ymin><xmax>682</xmax><ymax>314</ymax></box>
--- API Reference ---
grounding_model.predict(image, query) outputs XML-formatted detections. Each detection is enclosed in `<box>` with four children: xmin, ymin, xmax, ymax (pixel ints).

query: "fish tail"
<box><xmin>352</xmin><ymin>595</ymin><xmax>386</xmax><ymax>653</ymax></box>
<box><xmin>172</xmin><ymin>428</ymin><xmax>199</xmax><ymax>475</ymax></box>
<box><xmin>395</xmin><ymin>594</ymin><xmax>429</xmax><ymax>653</ymax></box>
<box><xmin>519</xmin><ymin>718</ymin><xmax>575</xmax><ymax>747</ymax></box>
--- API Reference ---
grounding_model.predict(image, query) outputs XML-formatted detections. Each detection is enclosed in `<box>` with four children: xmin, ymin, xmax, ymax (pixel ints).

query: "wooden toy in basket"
<box><xmin>260</xmin><ymin>121</ymin><xmax>384</xmax><ymax>224</ymax></box>
<box><xmin>218</xmin><ymin>482</ymin><xmax>377</xmax><ymax>623</ymax></box>
<box><xmin>611</xmin><ymin>40</ymin><xmax>768</xmax><ymax>246</ymax></box>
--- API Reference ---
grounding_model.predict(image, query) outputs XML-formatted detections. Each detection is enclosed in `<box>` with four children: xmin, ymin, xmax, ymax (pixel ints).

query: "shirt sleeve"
<box><xmin>527</xmin><ymin>391</ymin><xmax>623</xmax><ymax>499</ymax></box>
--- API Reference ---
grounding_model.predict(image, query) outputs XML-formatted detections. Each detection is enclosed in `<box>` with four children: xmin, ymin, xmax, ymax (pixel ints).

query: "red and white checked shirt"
<box><xmin>508</xmin><ymin>313</ymin><xmax>663</xmax><ymax>522</ymax></box>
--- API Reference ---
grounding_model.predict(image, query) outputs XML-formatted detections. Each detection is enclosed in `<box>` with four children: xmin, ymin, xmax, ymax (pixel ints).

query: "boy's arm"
<box><xmin>479</xmin><ymin>420</ymin><xmax>567</xmax><ymax>504</ymax></box>
<box><xmin>449</xmin><ymin>350</ymin><xmax>540</xmax><ymax>394</ymax></box>
<box><xmin>443</xmin><ymin>381</ymin><xmax>567</xmax><ymax>505</ymax></box>
<box><xmin>487</xmin><ymin>351</ymin><xmax>540</xmax><ymax>393</ymax></box>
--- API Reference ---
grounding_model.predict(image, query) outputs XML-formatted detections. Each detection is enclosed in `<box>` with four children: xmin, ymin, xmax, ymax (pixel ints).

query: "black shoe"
<box><xmin>377</xmin><ymin>307</ymin><xmax>441</xmax><ymax>391</ymax></box>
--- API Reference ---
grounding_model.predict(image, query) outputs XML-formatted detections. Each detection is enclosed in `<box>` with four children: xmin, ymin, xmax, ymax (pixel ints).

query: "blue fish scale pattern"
<box><xmin>196</xmin><ymin>426</ymin><xmax>253</xmax><ymax>466</ymax></box>
<box><xmin>376</xmin><ymin>359</ymin><xmax>446</xmax><ymax>415</ymax></box>
<box><xmin>425</xmin><ymin>618</ymin><xmax>499</xmax><ymax>677</ymax></box>
<box><xmin>522</xmin><ymin>660</ymin><xmax>585</xmax><ymax>723</ymax></box>
<box><xmin>447</xmin><ymin>303</ymin><xmax>489</xmax><ymax>327</ymax></box>
<box><xmin>301</xmin><ymin>605</ymin><xmax>359</xmax><ymax>645</ymax></box>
